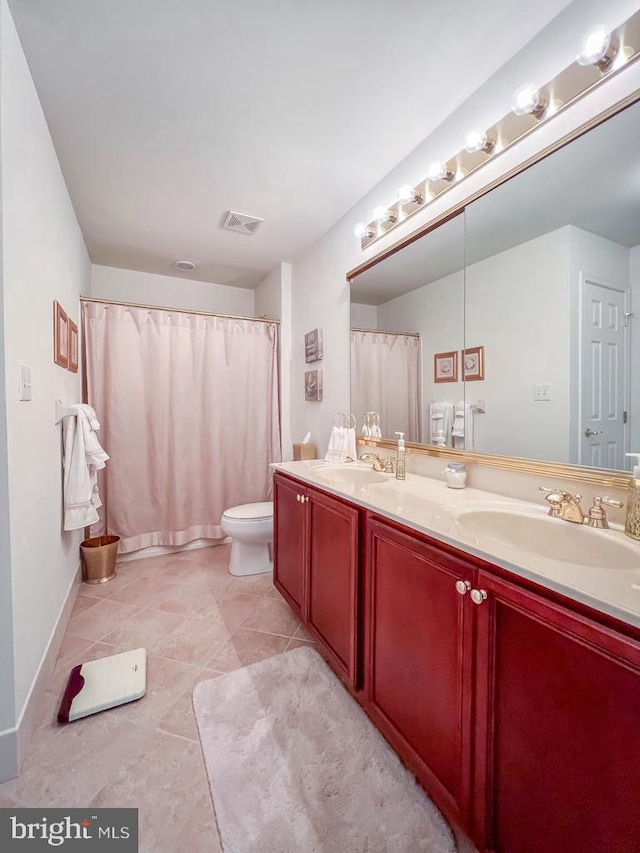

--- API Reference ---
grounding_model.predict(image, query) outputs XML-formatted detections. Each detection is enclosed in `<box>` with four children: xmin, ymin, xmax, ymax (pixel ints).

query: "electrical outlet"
<box><xmin>533</xmin><ymin>383</ymin><xmax>550</xmax><ymax>401</ymax></box>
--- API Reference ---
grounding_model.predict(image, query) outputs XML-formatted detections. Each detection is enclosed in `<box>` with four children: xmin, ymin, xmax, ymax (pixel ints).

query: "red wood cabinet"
<box><xmin>473</xmin><ymin>569</ymin><xmax>640</xmax><ymax>853</ymax></box>
<box><xmin>363</xmin><ymin>516</ymin><xmax>476</xmax><ymax>828</ymax></box>
<box><xmin>273</xmin><ymin>475</ymin><xmax>305</xmax><ymax>615</ymax></box>
<box><xmin>275</xmin><ymin>472</ymin><xmax>640</xmax><ymax>852</ymax></box>
<box><xmin>273</xmin><ymin>473</ymin><xmax>360</xmax><ymax>687</ymax></box>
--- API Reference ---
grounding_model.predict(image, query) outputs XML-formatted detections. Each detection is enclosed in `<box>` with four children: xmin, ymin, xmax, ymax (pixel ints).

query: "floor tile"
<box><xmin>100</xmin><ymin>607</ymin><xmax>187</xmax><ymax>652</ymax></box>
<box><xmin>157</xmin><ymin>669</ymin><xmax>223</xmax><ymax>741</ymax></box>
<box><xmin>204</xmin><ymin>628</ymin><xmax>289</xmax><ymax>673</ymax></box>
<box><xmin>67</xmin><ymin>598</ymin><xmax>144</xmax><ymax>642</ymax></box>
<box><xmin>153</xmin><ymin>615</ymin><xmax>232</xmax><ymax>667</ymax></box>
<box><xmin>54</xmin><ymin>633</ymin><xmax>95</xmax><ymax>668</ymax></box>
<box><xmin>285</xmin><ymin>637</ymin><xmax>317</xmax><ymax>653</ymax></box>
<box><xmin>78</xmin><ymin>570</ymin><xmax>140</xmax><ymax>600</ymax></box>
<box><xmin>241</xmin><ymin>596</ymin><xmax>300</xmax><ymax>637</ymax></box>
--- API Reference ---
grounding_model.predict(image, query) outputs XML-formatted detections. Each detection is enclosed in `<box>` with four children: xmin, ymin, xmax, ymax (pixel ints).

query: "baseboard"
<box><xmin>4</xmin><ymin>563</ymin><xmax>82</xmax><ymax>780</ymax></box>
<box><xmin>0</xmin><ymin>725</ymin><xmax>18</xmax><ymax>784</ymax></box>
<box><xmin>116</xmin><ymin>537</ymin><xmax>228</xmax><ymax>563</ymax></box>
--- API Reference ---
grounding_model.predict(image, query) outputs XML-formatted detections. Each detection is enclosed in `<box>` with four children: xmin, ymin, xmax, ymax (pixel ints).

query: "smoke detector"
<box><xmin>222</xmin><ymin>210</ymin><xmax>264</xmax><ymax>235</ymax></box>
<box><xmin>172</xmin><ymin>260</ymin><xmax>197</xmax><ymax>272</ymax></box>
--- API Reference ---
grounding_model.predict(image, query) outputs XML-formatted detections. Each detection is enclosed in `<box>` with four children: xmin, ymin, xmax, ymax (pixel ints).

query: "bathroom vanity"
<box><xmin>273</xmin><ymin>462</ymin><xmax>640</xmax><ymax>853</ymax></box>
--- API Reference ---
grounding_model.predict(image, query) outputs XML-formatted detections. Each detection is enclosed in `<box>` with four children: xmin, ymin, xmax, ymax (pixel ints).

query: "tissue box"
<box><xmin>293</xmin><ymin>443</ymin><xmax>317</xmax><ymax>461</ymax></box>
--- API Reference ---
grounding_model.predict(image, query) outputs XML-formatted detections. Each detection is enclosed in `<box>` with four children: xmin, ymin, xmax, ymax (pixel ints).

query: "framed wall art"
<box><xmin>462</xmin><ymin>346</ymin><xmax>485</xmax><ymax>381</ymax></box>
<box><xmin>305</xmin><ymin>328</ymin><xmax>323</xmax><ymax>363</ymax></box>
<box><xmin>304</xmin><ymin>369</ymin><xmax>323</xmax><ymax>401</ymax></box>
<box><xmin>68</xmin><ymin>320</ymin><xmax>79</xmax><ymax>373</ymax></box>
<box><xmin>433</xmin><ymin>350</ymin><xmax>458</xmax><ymax>383</ymax></box>
<box><xmin>53</xmin><ymin>301</ymin><xmax>69</xmax><ymax>369</ymax></box>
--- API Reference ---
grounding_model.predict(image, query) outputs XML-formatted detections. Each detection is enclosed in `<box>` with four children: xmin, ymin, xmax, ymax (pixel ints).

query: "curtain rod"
<box><xmin>351</xmin><ymin>327</ymin><xmax>420</xmax><ymax>338</ymax></box>
<box><xmin>80</xmin><ymin>296</ymin><xmax>280</xmax><ymax>325</ymax></box>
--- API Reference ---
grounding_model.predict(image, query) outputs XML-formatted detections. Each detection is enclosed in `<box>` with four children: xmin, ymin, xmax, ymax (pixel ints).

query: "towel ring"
<box><xmin>333</xmin><ymin>411</ymin><xmax>356</xmax><ymax>429</ymax></box>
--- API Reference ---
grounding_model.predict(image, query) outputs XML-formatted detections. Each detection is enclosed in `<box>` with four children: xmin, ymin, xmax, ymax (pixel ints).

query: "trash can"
<box><xmin>80</xmin><ymin>535</ymin><xmax>120</xmax><ymax>584</ymax></box>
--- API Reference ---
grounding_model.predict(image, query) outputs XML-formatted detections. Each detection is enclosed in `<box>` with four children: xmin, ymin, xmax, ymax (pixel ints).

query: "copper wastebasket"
<box><xmin>80</xmin><ymin>535</ymin><xmax>120</xmax><ymax>584</ymax></box>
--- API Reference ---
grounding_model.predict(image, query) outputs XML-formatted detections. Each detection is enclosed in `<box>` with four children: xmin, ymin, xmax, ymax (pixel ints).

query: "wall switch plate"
<box><xmin>533</xmin><ymin>383</ymin><xmax>550</xmax><ymax>401</ymax></box>
<box><xmin>18</xmin><ymin>364</ymin><xmax>32</xmax><ymax>401</ymax></box>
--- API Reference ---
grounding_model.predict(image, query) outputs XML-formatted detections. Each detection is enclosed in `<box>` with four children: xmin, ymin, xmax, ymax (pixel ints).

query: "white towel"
<box><xmin>324</xmin><ymin>426</ymin><xmax>358</xmax><ymax>464</ymax></box>
<box><xmin>62</xmin><ymin>405</ymin><xmax>109</xmax><ymax>531</ymax></box>
<box><xmin>451</xmin><ymin>401</ymin><xmax>474</xmax><ymax>451</ymax></box>
<box><xmin>429</xmin><ymin>401</ymin><xmax>454</xmax><ymax>446</ymax></box>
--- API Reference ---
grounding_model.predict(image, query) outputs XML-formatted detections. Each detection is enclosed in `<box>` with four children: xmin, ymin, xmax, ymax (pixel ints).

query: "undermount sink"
<box><xmin>455</xmin><ymin>509</ymin><xmax>640</xmax><ymax>571</ymax></box>
<box><xmin>313</xmin><ymin>465</ymin><xmax>388</xmax><ymax>486</ymax></box>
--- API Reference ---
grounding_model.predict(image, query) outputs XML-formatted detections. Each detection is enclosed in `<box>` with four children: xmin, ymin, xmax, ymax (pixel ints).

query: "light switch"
<box><xmin>18</xmin><ymin>364</ymin><xmax>32</xmax><ymax>401</ymax></box>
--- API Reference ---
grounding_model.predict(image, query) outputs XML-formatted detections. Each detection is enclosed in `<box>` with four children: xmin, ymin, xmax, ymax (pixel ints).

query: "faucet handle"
<box><xmin>383</xmin><ymin>457</ymin><xmax>396</xmax><ymax>473</ymax></box>
<box><xmin>540</xmin><ymin>486</ymin><xmax>564</xmax><ymax>517</ymax></box>
<box><xmin>584</xmin><ymin>495</ymin><xmax>624</xmax><ymax>529</ymax></box>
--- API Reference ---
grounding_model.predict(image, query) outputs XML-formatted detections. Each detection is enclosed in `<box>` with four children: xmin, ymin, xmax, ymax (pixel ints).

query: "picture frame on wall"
<box><xmin>68</xmin><ymin>320</ymin><xmax>79</xmax><ymax>373</ymax></box>
<box><xmin>434</xmin><ymin>350</ymin><xmax>458</xmax><ymax>383</ymax></box>
<box><xmin>305</xmin><ymin>369</ymin><xmax>323</xmax><ymax>401</ymax></box>
<box><xmin>462</xmin><ymin>346</ymin><xmax>485</xmax><ymax>381</ymax></box>
<box><xmin>53</xmin><ymin>301</ymin><xmax>69</xmax><ymax>369</ymax></box>
<box><xmin>305</xmin><ymin>328</ymin><xmax>323</xmax><ymax>363</ymax></box>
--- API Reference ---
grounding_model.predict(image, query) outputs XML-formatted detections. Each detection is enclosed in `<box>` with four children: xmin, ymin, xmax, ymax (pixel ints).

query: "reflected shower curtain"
<box><xmin>351</xmin><ymin>330</ymin><xmax>420</xmax><ymax>442</ymax></box>
<box><xmin>83</xmin><ymin>301</ymin><xmax>281</xmax><ymax>553</ymax></box>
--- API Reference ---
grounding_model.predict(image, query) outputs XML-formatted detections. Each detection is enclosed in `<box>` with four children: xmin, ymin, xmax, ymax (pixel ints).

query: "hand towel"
<box><xmin>62</xmin><ymin>405</ymin><xmax>109</xmax><ymax>531</ymax></box>
<box><xmin>325</xmin><ymin>427</ymin><xmax>358</xmax><ymax>463</ymax></box>
<box><xmin>429</xmin><ymin>401</ymin><xmax>454</xmax><ymax>446</ymax></box>
<box><xmin>451</xmin><ymin>401</ymin><xmax>475</xmax><ymax>451</ymax></box>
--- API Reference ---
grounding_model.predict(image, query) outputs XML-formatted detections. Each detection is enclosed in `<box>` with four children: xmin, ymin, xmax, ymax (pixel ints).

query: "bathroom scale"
<box><xmin>57</xmin><ymin>648</ymin><xmax>147</xmax><ymax>724</ymax></box>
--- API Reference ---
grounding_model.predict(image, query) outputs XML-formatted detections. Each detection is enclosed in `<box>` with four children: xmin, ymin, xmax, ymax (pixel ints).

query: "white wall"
<box><xmin>350</xmin><ymin>303</ymin><xmax>378</xmax><ymax>329</ymax></box>
<box><xmin>90</xmin><ymin>265</ymin><xmax>255</xmax><ymax>316</ymax></box>
<box><xmin>1</xmin><ymin>0</ymin><xmax>90</xmax><ymax>760</ymax></box>
<box><xmin>290</xmin><ymin>0</ymin><xmax>640</xmax><ymax>457</ymax></box>
<box><xmin>255</xmin><ymin>263</ymin><xmax>293</xmax><ymax>459</ymax></box>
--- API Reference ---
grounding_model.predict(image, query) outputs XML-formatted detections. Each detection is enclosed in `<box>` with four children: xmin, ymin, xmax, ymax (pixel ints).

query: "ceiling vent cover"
<box><xmin>222</xmin><ymin>210</ymin><xmax>264</xmax><ymax>235</ymax></box>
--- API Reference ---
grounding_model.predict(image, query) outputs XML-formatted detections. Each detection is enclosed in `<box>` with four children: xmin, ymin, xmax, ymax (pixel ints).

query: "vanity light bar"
<box><xmin>356</xmin><ymin>8</ymin><xmax>640</xmax><ymax>250</ymax></box>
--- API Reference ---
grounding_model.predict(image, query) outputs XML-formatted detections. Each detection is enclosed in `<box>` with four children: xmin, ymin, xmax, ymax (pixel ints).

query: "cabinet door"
<box><xmin>273</xmin><ymin>476</ymin><xmax>306</xmax><ymax>616</ymax></box>
<box><xmin>364</xmin><ymin>517</ymin><xmax>475</xmax><ymax>825</ymax></box>
<box><xmin>307</xmin><ymin>487</ymin><xmax>359</xmax><ymax>687</ymax></box>
<box><xmin>473</xmin><ymin>569</ymin><xmax>640</xmax><ymax>853</ymax></box>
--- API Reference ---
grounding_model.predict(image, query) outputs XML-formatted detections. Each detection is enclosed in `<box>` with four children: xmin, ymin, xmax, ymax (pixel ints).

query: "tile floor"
<box><xmin>0</xmin><ymin>544</ymin><xmax>314</xmax><ymax>852</ymax></box>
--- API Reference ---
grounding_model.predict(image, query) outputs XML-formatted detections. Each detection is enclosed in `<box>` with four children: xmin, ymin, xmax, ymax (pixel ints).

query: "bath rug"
<box><xmin>193</xmin><ymin>645</ymin><xmax>455</xmax><ymax>853</ymax></box>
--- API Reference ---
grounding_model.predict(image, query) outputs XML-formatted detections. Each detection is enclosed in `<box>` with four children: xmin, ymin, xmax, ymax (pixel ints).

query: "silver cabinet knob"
<box><xmin>455</xmin><ymin>580</ymin><xmax>471</xmax><ymax>596</ymax></box>
<box><xmin>470</xmin><ymin>588</ymin><xmax>488</xmax><ymax>605</ymax></box>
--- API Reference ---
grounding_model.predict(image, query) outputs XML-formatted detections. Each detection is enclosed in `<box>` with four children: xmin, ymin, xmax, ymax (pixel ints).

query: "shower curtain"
<box><xmin>83</xmin><ymin>301</ymin><xmax>281</xmax><ymax>553</ymax></box>
<box><xmin>351</xmin><ymin>330</ymin><xmax>420</xmax><ymax>442</ymax></box>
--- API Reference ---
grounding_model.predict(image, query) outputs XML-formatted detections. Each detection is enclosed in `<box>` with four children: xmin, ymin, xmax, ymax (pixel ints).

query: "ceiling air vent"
<box><xmin>222</xmin><ymin>210</ymin><xmax>264</xmax><ymax>235</ymax></box>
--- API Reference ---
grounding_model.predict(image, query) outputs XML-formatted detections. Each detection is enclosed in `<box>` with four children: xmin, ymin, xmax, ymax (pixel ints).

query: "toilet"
<box><xmin>220</xmin><ymin>501</ymin><xmax>274</xmax><ymax>576</ymax></box>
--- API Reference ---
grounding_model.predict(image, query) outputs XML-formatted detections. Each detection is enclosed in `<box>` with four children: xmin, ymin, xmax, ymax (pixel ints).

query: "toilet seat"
<box><xmin>222</xmin><ymin>502</ymin><xmax>273</xmax><ymax>521</ymax></box>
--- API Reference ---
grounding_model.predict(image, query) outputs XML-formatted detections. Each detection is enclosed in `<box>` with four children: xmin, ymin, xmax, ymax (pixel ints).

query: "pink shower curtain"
<box><xmin>83</xmin><ymin>301</ymin><xmax>281</xmax><ymax>553</ymax></box>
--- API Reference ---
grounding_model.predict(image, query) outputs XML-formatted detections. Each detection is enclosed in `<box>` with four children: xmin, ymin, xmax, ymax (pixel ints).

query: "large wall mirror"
<box><xmin>350</xmin><ymin>97</ymin><xmax>640</xmax><ymax>474</ymax></box>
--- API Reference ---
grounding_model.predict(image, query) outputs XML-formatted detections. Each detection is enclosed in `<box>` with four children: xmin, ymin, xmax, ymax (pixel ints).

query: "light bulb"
<box><xmin>373</xmin><ymin>206</ymin><xmax>398</xmax><ymax>225</ymax></box>
<box><xmin>577</xmin><ymin>26</ymin><xmax>617</xmax><ymax>69</ymax></box>
<box><xmin>353</xmin><ymin>222</ymin><xmax>374</xmax><ymax>239</ymax></box>
<box><xmin>426</xmin><ymin>162</ymin><xmax>455</xmax><ymax>182</ymax></box>
<box><xmin>512</xmin><ymin>84</ymin><xmax>547</xmax><ymax>118</ymax></box>
<box><xmin>464</xmin><ymin>128</ymin><xmax>495</xmax><ymax>154</ymax></box>
<box><xmin>396</xmin><ymin>185</ymin><xmax>423</xmax><ymax>205</ymax></box>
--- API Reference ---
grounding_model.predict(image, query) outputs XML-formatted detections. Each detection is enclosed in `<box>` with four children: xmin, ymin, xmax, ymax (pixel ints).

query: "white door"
<box><xmin>580</xmin><ymin>277</ymin><xmax>628</xmax><ymax>469</ymax></box>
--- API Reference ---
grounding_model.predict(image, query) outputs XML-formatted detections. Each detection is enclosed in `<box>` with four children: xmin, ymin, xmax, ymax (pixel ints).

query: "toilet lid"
<box><xmin>223</xmin><ymin>501</ymin><xmax>273</xmax><ymax>520</ymax></box>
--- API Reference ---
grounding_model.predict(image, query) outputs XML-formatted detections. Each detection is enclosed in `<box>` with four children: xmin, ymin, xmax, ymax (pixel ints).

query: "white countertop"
<box><xmin>272</xmin><ymin>460</ymin><xmax>640</xmax><ymax>631</ymax></box>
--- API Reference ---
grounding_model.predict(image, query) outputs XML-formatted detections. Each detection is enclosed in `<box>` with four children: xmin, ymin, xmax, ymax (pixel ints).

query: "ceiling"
<box><xmin>9</xmin><ymin>0</ymin><xmax>573</xmax><ymax>288</ymax></box>
<box><xmin>351</xmin><ymin>99</ymin><xmax>640</xmax><ymax>305</ymax></box>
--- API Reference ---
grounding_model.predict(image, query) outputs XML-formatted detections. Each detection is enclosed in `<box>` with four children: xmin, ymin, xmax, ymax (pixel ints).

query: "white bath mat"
<box><xmin>193</xmin><ymin>645</ymin><xmax>455</xmax><ymax>853</ymax></box>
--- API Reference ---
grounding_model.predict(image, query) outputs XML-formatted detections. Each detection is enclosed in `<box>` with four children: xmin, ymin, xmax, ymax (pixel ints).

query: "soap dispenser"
<box><xmin>394</xmin><ymin>431</ymin><xmax>406</xmax><ymax>480</ymax></box>
<box><xmin>625</xmin><ymin>453</ymin><xmax>640</xmax><ymax>540</ymax></box>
